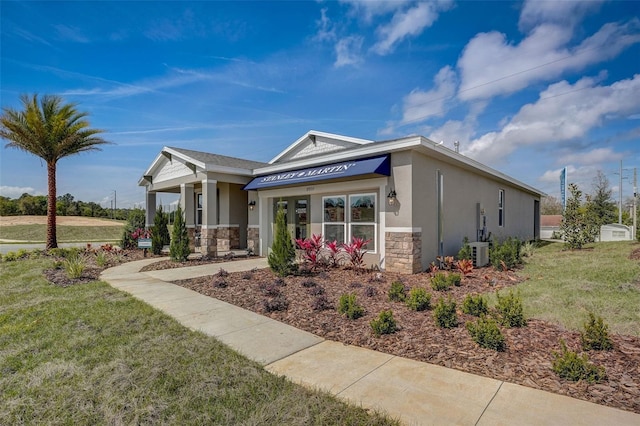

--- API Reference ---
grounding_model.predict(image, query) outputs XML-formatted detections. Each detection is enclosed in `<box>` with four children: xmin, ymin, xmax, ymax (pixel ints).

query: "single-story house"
<box><xmin>139</xmin><ymin>131</ymin><xmax>542</xmax><ymax>273</ymax></box>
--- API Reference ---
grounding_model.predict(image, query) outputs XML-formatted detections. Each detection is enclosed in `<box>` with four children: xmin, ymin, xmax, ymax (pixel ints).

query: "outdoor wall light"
<box><xmin>387</xmin><ymin>190</ymin><xmax>397</xmax><ymax>206</ymax></box>
<box><xmin>248</xmin><ymin>200</ymin><xmax>256</xmax><ymax>211</ymax></box>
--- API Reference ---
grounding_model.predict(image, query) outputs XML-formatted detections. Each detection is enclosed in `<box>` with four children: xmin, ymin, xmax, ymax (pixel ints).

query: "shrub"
<box><xmin>462</xmin><ymin>294</ymin><xmax>489</xmax><ymax>317</ymax></box>
<box><xmin>457</xmin><ymin>237</ymin><xmax>472</xmax><ymax>260</ymax></box>
<box><xmin>406</xmin><ymin>287</ymin><xmax>431</xmax><ymax>311</ymax></box>
<box><xmin>388</xmin><ymin>280</ymin><xmax>407</xmax><ymax>302</ymax></box>
<box><xmin>152</xmin><ymin>205</ymin><xmax>171</xmax><ymax>255</ymax></box>
<box><xmin>263</xmin><ymin>295</ymin><xmax>289</xmax><ymax>312</ymax></box>
<box><xmin>520</xmin><ymin>241</ymin><xmax>535</xmax><ymax>258</ymax></box>
<box><xmin>301</xmin><ymin>279</ymin><xmax>317</xmax><ymax>288</ymax></box>
<box><xmin>312</xmin><ymin>295</ymin><xmax>332</xmax><ymax>311</ymax></box>
<box><xmin>63</xmin><ymin>254</ymin><xmax>86</xmax><ymax>279</ymax></box>
<box><xmin>495</xmin><ymin>289</ymin><xmax>526</xmax><ymax>327</ymax></box>
<box><xmin>456</xmin><ymin>259</ymin><xmax>474</xmax><ymax>275</ymax></box>
<box><xmin>3</xmin><ymin>251</ymin><xmax>17</xmax><ymax>262</ymax></box>
<box><xmin>364</xmin><ymin>286</ymin><xmax>377</xmax><ymax>297</ymax></box>
<box><xmin>268</xmin><ymin>203</ymin><xmax>297</xmax><ymax>277</ymax></box>
<box><xmin>431</xmin><ymin>272</ymin><xmax>450</xmax><ymax>291</ymax></box>
<box><xmin>337</xmin><ymin>293</ymin><xmax>364</xmax><ymax>320</ymax></box>
<box><xmin>170</xmin><ymin>205</ymin><xmax>191</xmax><ymax>262</ymax></box>
<box><xmin>552</xmin><ymin>340</ymin><xmax>606</xmax><ymax>383</ymax></box>
<box><xmin>466</xmin><ymin>316</ymin><xmax>506</xmax><ymax>351</ymax></box>
<box><xmin>342</xmin><ymin>236</ymin><xmax>371</xmax><ymax>269</ymax></box>
<box><xmin>95</xmin><ymin>251</ymin><xmax>108</xmax><ymax>267</ymax></box>
<box><xmin>308</xmin><ymin>286</ymin><xmax>325</xmax><ymax>296</ymax></box>
<box><xmin>241</xmin><ymin>268</ymin><xmax>256</xmax><ymax>280</ymax></box>
<box><xmin>490</xmin><ymin>237</ymin><xmax>522</xmax><ymax>271</ymax></box>
<box><xmin>580</xmin><ymin>312</ymin><xmax>613</xmax><ymax>351</ymax></box>
<box><xmin>213</xmin><ymin>279</ymin><xmax>228</xmax><ymax>288</ymax></box>
<box><xmin>120</xmin><ymin>208</ymin><xmax>146</xmax><ymax>249</ymax></box>
<box><xmin>433</xmin><ymin>297</ymin><xmax>458</xmax><ymax>328</ymax></box>
<box><xmin>216</xmin><ymin>268</ymin><xmax>229</xmax><ymax>278</ymax></box>
<box><xmin>449</xmin><ymin>273</ymin><xmax>462</xmax><ymax>286</ymax></box>
<box><xmin>259</xmin><ymin>283</ymin><xmax>282</xmax><ymax>297</ymax></box>
<box><xmin>295</xmin><ymin>234</ymin><xmax>324</xmax><ymax>271</ymax></box>
<box><xmin>370</xmin><ymin>310</ymin><xmax>398</xmax><ymax>336</ymax></box>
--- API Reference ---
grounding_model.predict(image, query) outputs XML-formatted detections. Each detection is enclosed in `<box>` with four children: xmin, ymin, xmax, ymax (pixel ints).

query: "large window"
<box><xmin>322</xmin><ymin>193</ymin><xmax>377</xmax><ymax>253</ymax></box>
<box><xmin>196</xmin><ymin>193</ymin><xmax>203</xmax><ymax>225</ymax></box>
<box><xmin>323</xmin><ymin>195</ymin><xmax>345</xmax><ymax>244</ymax></box>
<box><xmin>498</xmin><ymin>189</ymin><xmax>505</xmax><ymax>227</ymax></box>
<box><xmin>349</xmin><ymin>193</ymin><xmax>376</xmax><ymax>252</ymax></box>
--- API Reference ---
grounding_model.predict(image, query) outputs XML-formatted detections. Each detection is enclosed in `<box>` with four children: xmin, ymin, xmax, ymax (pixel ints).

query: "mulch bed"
<box><xmin>171</xmin><ymin>265</ymin><xmax>640</xmax><ymax>414</ymax></box>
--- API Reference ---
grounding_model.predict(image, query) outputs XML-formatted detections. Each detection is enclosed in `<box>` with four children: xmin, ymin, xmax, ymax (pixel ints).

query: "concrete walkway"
<box><xmin>101</xmin><ymin>258</ymin><xmax>640</xmax><ymax>426</ymax></box>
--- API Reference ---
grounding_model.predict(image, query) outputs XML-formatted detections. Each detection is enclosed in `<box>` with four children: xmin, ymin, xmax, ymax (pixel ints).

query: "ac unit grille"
<box><xmin>469</xmin><ymin>242</ymin><xmax>489</xmax><ymax>267</ymax></box>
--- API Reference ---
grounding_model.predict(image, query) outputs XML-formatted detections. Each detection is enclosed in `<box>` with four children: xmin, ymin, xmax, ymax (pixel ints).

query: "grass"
<box><xmin>508</xmin><ymin>241</ymin><xmax>640</xmax><ymax>336</ymax></box>
<box><xmin>0</xmin><ymin>224</ymin><xmax>123</xmax><ymax>242</ymax></box>
<box><xmin>0</xmin><ymin>258</ymin><xmax>397</xmax><ymax>425</ymax></box>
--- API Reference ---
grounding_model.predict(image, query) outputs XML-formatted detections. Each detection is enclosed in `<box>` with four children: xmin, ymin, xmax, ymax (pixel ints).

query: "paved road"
<box><xmin>0</xmin><ymin>241</ymin><xmax>116</xmax><ymax>255</ymax></box>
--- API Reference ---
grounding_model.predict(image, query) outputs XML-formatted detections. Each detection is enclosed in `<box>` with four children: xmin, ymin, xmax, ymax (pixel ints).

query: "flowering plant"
<box><xmin>131</xmin><ymin>228</ymin><xmax>151</xmax><ymax>240</ymax></box>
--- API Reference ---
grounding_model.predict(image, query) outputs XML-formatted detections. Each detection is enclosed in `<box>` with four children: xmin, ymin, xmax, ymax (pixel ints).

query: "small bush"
<box><xmin>466</xmin><ymin>316</ymin><xmax>506</xmax><ymax>351</ymax></box>
<box><xmin>364</xmin><ymin>286</ymin><xmax>377</xmax><ymax>297</ymax></box>
<box><xmin>63</xmin><ymin>255</ymin><xmax>86</xmax><ymax>279</ymax></box>
<box><xmin>263</xmin><ymin>295</ymin><xmax>289</xmax><ymax>312</ymax></box>
<box><xmin>449</xmin><ymin>273</ymin><xmax>462</xmax><ymax>287</ymax></box>
<box><xmin>370</xmin><ymin>310</ymin><xmax>398</xmax><ymax>336</ymax></box>
<box><xmin>337</xmin><ymin>293</ymin><xmax>364</xmax><ymax>320</ymax></box>
<box><xmin>273</xmin><ymin>277</ymin><xmax>286</xmax><ymax>286</ymax></box>
<box><xmin>241</xmin><ymin>270</ymin><xmax>254</xmax><ymax>280</ymax></box>
<box><xmin>388</xmin><ymin>281</ymin><xmax>407</xmax><ymax>302</ymax></box>
<box><xmin>552</xmin><ymin>340</ymin><xmax>606</xmax><ymax>383</ymax></box>
<box><xmin>430</xmin><ymin>273</ymin><xmax>451</xmax><ymax>291</ymax></box>
<box><xmin>95</xmin><ymin>251</ymin><xmax>109</xmax><ymax>267</ymax></box>
<box><xmin>433</xmin><ymin>297</ymin><xmax>458</xmax><ymax>328</ymax></box>
<box><xmin>301</xmin><ymin>279</ymin><xmax>317</xmax><ymax>288</ymax></box>
<box><xmin>457</xmin><ymin>237</ymin><xmax>472</xmax><ymax>260</ymax></box>
<box><xmin>349</xmin><ymin>281</ymin><xmax>363</xmax><ymax>289</ymax></box>
<box><xmin>213</xmin><ymin>279</ymin><xmax>228</xmax><ymax>288</ymax></box>
<box><xmin>312</xmin><ymin>295</ymin><xmax>332</xmax><ymax>311</ymax></box>
<box><xmin>462</xmin><ymin>294</ymin><xmax>489</xmax><ymax>317</ymax></box>
<box><xmin>307</xmin><ymin>286</ymin><xmax>325</xmax><ymax>296</ymax></box>
<box><xmin>3</xmin><ymin>252</ymin><xmax>17</xmax><ymax>262</ymax></box>
<box><xmin>216</xmin><ymin>268</ymin><xmax>229</xmax><ymax>278</ymax></box>
<box><xmin>406</xmin><ymin>287</ymin><xmax>431</xmax><ymax>311</ymax></box>
<box><xmin>495</xmin><ymin>289</ymin><xmax>526</xmax><ymax>327</ymax></box>
<box><xmin>259</xmin><ymin>283</ymin><xmax>282</xmax><ymax>297</ymax></box>
<box><xmin>490</xmin><ymin>237</ymin><xmax>522</xmax><ymax>271</ymax></box>
<box><xmin>580</xmin><ymin>312</ymin><xmax>613</xmax><ymax>351</ymax></box>
<box><xmin>520</xmin><ymin>241</ymin><xmax>535</xmax><ymax>258</ymax></box>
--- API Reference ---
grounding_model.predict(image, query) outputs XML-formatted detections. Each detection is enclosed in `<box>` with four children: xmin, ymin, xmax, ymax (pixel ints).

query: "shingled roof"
<box><xmin>168</xmin><ymin>146</ymin><xmax>268</xmax><ymax>171</ymax></box>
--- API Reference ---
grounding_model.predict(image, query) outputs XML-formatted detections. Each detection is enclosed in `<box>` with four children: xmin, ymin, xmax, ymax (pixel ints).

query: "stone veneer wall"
<box><xmin>247</xmin><ymin>227</ymin><xmax>260</xmax><ymax>255</ymax></box>
<box><xmin>385</xmin><ymin>231</ymin><xmax>422</xmax><ymax>274</ymax></box>
<box><xmin>188</xmin><ymin>227</ymin><xmax>196</xmax><ymax>252</ymax></box>
<box><xmin>216</xmin><ymin>226</ymin><xmax>240</xmax><ymax>252</ymax></box>
<box><xmin>200</xmin><ymin>228</ymin><xmax>218</xmax><ymax>257</ymax></box>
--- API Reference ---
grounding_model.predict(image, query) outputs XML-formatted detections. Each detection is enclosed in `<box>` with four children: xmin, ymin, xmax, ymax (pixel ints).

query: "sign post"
<box><xmin>137</xmin><ymin>238</ymin><xmax>152</xmax><ymax>257</ymax></box>
<box><xmin>560</xmin><ymin>167</ymin><xmax>567</xmax><ymax>211</ymax></box>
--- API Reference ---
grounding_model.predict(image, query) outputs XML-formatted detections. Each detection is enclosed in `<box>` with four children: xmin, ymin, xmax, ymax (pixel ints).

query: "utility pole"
<box><xmin>634</xmin><ymin>168</ymin><xmax>637</xmax><ymax>240</ymax></box>
<box><xmin>112</xmin><ymin>190</ymin><xmax>117</xmax><ymax>220</ymax></box>
<box><xmin>619</xmin><ymin>160</ymin><xmax>623</xmax><ymax>224</ymax></box>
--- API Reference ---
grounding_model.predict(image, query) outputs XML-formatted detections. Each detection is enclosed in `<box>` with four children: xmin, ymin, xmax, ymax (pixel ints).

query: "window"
<box><xmin>196</xmin><ymin>193</ymin><xmax>203</xmax><ymax>225</ymax></box>
<box><xmin>498</xmin><ymin>189</ymin><xmax>505</xmax><ymax>227</ymax></box>
<box><xmin>323</xmin><ymin>196</ymin><xmax>345</xmax><ymax>244</ymax></box>
<box><xmin>349</xmin><ymin>194</ymin><xmax>376</xmax><ymax>252</ymax></box>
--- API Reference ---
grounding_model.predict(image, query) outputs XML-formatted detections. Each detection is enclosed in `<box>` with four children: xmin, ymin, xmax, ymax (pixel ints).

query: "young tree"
<box><xmin>268</xmin><ymin>203</ymin><xmax>296</xmax><ymax>277</ymax></box>
<box><xmin>170</xmin><ymin>204</ymin><xmax>191</xmax><ymax>262</ymax></box>
<box><xmin>541</xmin><ymin>195</ymin><xmax>563</xmax><ymax>215</ymax></box>
<box><xmin>120</xmin><ymin>208</ymin><xmax>146</xmax><ymax>249</ymax></box>
<box><xmin>561</xmin><ymin>183</ymin><xmax>592</xmax><ymax>249</ymax></box>
<box><xmin>585</xmin><ymin>170</ymin><xmax>616</xmax><ymax>229</ymax></box>
<box><xmin>151</xmin><ymin>205</ymin><xmax>170</xmax><ymax>255</ymax></box>
<box><xmin>0</xmin><ymin>94</ymin><xmax>109</xmax><ymax>248</ymax></box>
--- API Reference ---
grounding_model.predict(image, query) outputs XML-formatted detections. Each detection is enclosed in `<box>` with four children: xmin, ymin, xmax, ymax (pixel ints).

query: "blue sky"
<box><xmin>1</xmin><ymin>0</ymin><xmax>639</xmax><ymax>210</ymax></box>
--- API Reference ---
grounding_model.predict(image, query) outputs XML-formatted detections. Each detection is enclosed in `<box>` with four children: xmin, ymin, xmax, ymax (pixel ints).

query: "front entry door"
<box><xmin>273</xmin><ymin>197</ymin><xmax>310</xmax><ymax>242</ymax></box>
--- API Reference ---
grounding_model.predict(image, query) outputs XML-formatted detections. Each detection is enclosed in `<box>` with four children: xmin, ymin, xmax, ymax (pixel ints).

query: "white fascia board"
<box><xmin>163</xmin><ymin>146</ymin><xmax>207</xmax><ymax>170</ymax></box>
<box><xmin>268</xmin><ymin>130</ymin><xmax>374</xmax><ymax>164</ymax></box>
<box><xmin>257</xmin><ymin>136</ymin><xmax>421</xmax><ymax>174</ymax></box>
<box><xmin>204</xmin><ymin>164</ymin><xmax>255</xmax><ymax>176</ymax></box>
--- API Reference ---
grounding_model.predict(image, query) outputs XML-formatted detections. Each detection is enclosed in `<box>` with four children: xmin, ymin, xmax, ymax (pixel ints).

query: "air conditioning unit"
<box><xmin>469</xmin><ymin>242</ymin><xmax>489</xmax><ymax>267</ymax></box>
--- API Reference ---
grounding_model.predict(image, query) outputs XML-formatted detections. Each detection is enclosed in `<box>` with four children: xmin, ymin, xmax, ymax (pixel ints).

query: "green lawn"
<box><xmin>0</xmin><ymin>258</ymin><xmax>397</xmax><ymax>425</ymax></box>
<box><xmin>510</xmin><ymin>241</ymin><xmax>640</xmax><ymax>336</ymax></box>
<box><xmin>0</xmin><ymin>224</ymin><xmax>123</xmax><ymax>242</ymax></box>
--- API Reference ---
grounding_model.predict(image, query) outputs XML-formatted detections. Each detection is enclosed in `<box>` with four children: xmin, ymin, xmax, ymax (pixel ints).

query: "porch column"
<box><xmin>201</xmin><ymin>179</ymin><xmax>218</xmax><ymax>257</ymax></box>
<box><xmin>145</xmin><ymin>190</ymin><xmax>156</xmax><ymax>229</ymax></box>
<box><xmin>180</xmin><ymin>183</ymin><xmax>195</xmax><ymax>252</ymax></box>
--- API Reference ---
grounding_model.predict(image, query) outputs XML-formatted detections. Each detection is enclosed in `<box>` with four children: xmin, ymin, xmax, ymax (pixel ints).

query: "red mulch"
<box><xmin>171</xmin><ymin>265</ymin><xmax>640</xmax><ymax>414</ymax></box>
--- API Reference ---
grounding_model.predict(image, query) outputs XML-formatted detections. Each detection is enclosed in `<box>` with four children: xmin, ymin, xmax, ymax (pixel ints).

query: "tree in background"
<box><xmin>585</xmin><ymin>170</ymin><xmax>616</xmax><ymax>230</ymax></box>
<box><xmin>268</xmin><ymin>203</ymin><xmax>296</xmax><ymax>277</ymax></box>
<box><xmin>120</xmin><ymin>208</ymin><xmax>146</xmax><ymax>249</ymax></box>
<box><xmin>170</xmin><ymin>204</ymin><xmax>191</xmax><ymax>262</ymax></box>
<box><xmin>541</xmin><ymin>195</ymin><xmax>563</xmax><ymax>215</ymax></box>
<box><xmin>561</xmin><ymin>183</ymin><xmax>594</xmax><ymax>249</ymax></box>
<box><xmin>0</xmin><ymin>94</ymin><xmax>109</xmax><ymax>248</ymax></box>
<box><xmin>151</xmin><ymin>205</ymin><xmax>170</xmax><ymax>255</ymax></box>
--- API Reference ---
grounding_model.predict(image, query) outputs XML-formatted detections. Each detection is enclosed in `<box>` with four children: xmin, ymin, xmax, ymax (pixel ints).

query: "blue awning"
<box><xmin>244</xmin><ymin>154</ymin><xmax>390</xmax><ymax>190</ymax></box>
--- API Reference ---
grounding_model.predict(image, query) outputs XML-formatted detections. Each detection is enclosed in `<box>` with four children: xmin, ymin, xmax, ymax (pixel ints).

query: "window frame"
<box><xmin>322</xmin><ymin>195</ymin><xmax>347</xmax><ymax>245</ymax></box>
<box><xmin>498</xmin><ymin>189</ymin><xmax>505</xmax><ymax>227</ymax></box>
<box><xmin>348</xmin><ymin>193</ymin><xmax>377</xmax><ymax>253</ymax></box>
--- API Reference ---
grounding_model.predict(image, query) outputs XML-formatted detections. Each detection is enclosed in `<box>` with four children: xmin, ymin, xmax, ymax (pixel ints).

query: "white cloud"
<box><xmin>54</xmin><ymin>24</ymin><xmax>90</xmax><ymax>43</ymax></box>
<box><xmin>457</xmin><ymin>19</ymin><xmax>640</xmax><ymax>101</ymax></box>
<box><xmin>0</xmin><ymin>186</ymin><xmax>41</xmax><ymax>198</ymax></box>
<box><xmin>557</xmin><ymin>148</ymin><xmax>624</xmax><ymax>167</ymax></box>
<box><xmin>464</xmin><ymin>73</ymin><xmax>640</xmax><ymax>164</ymax></box>
<box><xmin>314</xmin><ymin>8</ymin><xmax>336</xmax><ymax>42</ymax></box>
<box><xmin>334</xmin><ymin>36</ymin><xmax>364</xmax><ymax>67</ymax></box>
<box><xmin>401</xmin><ymin>66</ymin><xmax>457</xmax><ymax>122</ymax></box>
<box><xmin>371</xmin><ymin>1</ymin><xmax>452</xmax><ymax>55</ymax></box>
<box><xmin>341</xmin><ymin>0</ymin><xmax>413</xmax><ymax>23</ymax></box>
<box><xmin>519</xmin><ymin>0</ymin><xmax>604</xmax><ymax>32</ymax></box>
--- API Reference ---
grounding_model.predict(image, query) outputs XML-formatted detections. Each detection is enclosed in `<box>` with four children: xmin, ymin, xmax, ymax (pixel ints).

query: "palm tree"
<box><xmin>0</xmin><ymin>94</ymin><xmax>110</xmax><ymax>249</ymax></box>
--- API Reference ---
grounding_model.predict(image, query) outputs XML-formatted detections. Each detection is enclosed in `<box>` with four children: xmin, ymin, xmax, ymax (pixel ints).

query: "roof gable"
<box><xmin>269</xmin><ymin>130</ymin><xmax>373</xmax><ymax>164</ymax></box>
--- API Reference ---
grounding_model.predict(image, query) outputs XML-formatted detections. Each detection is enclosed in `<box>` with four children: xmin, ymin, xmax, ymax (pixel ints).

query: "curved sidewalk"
<box><xmin>101</xmin><ymin>259</ymin><xmax>640</xmax><ymax>426</ymax></box>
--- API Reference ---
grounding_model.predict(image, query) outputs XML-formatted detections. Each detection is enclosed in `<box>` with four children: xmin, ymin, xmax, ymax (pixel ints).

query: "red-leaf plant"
<box><xmin>325</xmin><ymin>240</ymin><xmax>342</xmax><ymax>267</ymax></box>
<box><xmin>342</xmin><ymin>236</ymin><xmax>371</xmax><ymax>270</ymax></box>
<box><xmin>296</xmin><ymin>234</ymin><xmax>324</xmax><ymax>270</ymax></box>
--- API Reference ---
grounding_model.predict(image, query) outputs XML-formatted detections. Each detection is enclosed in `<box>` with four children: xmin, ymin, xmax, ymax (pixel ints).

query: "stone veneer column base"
<box><xmin>385</xmin><ymin>231</ymin><xmax>422</xmax><ymax>274</ymax></box>
<box><xmin>247</xmin><ymin>227</ymin><xmax>260</xmax><ymax>255</ymax></box>
<box><xmin>187</xmin><ymin>227</ymin><xmax>196</xmax><ymax>252</ymax></box>
<box><xmin>216</xmin><ymin>226</ymin><xmax>240</xmax><ymax>252</ymax></box>
<box><xmin>200</xmin><ymin>227</ymin><xmax>218</xmax><ymax>257</ymax></box>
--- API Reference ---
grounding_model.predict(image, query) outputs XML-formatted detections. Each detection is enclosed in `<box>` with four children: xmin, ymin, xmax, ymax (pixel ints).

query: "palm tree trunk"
<box><xmin>46</xmin><ymin>161</ymin><xmax>57</xmax><ymax>249</ymax></box>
